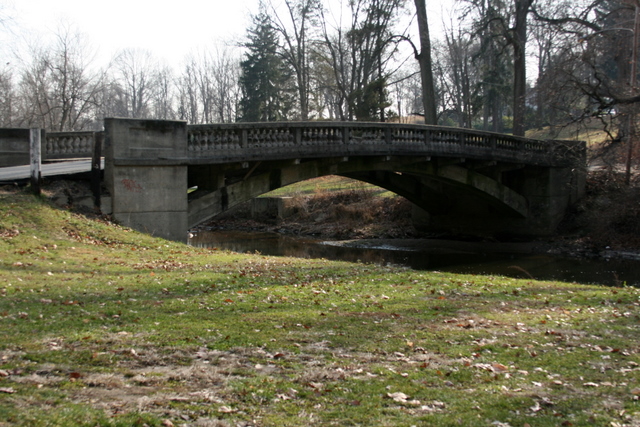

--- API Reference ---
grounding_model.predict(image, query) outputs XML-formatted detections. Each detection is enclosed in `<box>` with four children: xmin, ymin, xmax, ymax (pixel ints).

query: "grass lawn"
<box><xmin>263</xmin><ymin>175</ymin><xmax>395</xmax><ymax>198</ymax></box>
<box><xmin>1</xmin><ymin>189</ymin><xmax>639</xmax><ymax>426</ymax></box>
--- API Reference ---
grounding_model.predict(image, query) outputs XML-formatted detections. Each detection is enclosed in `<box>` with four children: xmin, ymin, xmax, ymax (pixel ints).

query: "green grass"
<box><xmin>526</xmin><ymin>118</ymin><xmax>612</xmax><ymax>148</ymax></box>
<box><xmin>264</xmin><ymin>175</ymin><xmax>395</xmax><ymax>198</ymax></box>
<box><xmin>1</xmin><ymin>189</ymin><xmax>639</xmax><ymax>426</ymax></box>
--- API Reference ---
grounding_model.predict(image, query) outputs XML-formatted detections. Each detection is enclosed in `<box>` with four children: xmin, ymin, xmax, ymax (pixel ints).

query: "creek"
<box><xmin>189</xmin><ymin>230</ymin><xmax>640</xmax><ymax>287</ymax></box>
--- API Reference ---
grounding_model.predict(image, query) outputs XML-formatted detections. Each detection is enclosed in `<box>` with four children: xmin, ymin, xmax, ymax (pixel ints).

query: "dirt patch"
<box><xmin>13</xmin><ymin>344</ymin><xmax>456</xmax><ymax>424</ymax></box>
<box><xmin>204</xmin><ymin>188</ymin><xmax>419</xmax><ymax>240</ymax></box>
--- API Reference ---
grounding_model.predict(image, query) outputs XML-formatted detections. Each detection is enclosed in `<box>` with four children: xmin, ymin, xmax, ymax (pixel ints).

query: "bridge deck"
<box><xmin>0</xmin><ymin>159</ymin><xmax>103</xmax><ymax>183</ymax></box>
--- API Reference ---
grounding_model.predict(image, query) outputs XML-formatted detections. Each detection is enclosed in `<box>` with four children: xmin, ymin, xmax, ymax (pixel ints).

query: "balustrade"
<box><xmin>44</xmin><ymin>131</ymin><xmax>96</xmax><ymax>160</ymax></box>
<box><xmin>181</xmin><ymin>122</ymin><xmax>576</xmax><ymax>167</ymax></box>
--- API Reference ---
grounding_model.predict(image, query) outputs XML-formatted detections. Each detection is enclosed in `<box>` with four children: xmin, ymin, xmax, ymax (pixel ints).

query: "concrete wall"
<box><xmin>1</xmin><ymin>129</ymin><xmax>98</xmax><ymax>167</ymax></box>
<box><xmin>0</xmin><ymin>129</ymin><xmax>31</xmax><ymax>167</ymax></box>
<box><xmin>104</xmin><ymin>118</ymin><xmax>188</xmax><ymax>242</ymax></box>
<box><xmin>251</xmin><ymin>197</ymin><xmax>296</xmax><ymax>220</ymax></box>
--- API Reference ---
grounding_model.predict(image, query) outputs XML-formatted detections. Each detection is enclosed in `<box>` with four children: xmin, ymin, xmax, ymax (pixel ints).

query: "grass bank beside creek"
<box><xmin>1</xmin><ymin>189</ymin><xmax>639</xmax><ymax>426</ymax></box>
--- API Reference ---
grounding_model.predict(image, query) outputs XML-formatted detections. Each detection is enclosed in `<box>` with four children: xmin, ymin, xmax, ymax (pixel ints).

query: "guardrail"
<box><xmin>187</xmin><ymin>122</ymin><xmax>584</xmax><ymax>167</ymax></box>
<box><xmin>0</xmin><ymin>129</ymin><xmax>103</xmax><ymax>198</ymax></box>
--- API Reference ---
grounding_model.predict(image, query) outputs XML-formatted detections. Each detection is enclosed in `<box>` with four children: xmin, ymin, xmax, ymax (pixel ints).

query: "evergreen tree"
<box><xmin>239</xmin><ymin>13</ymin><xmax>293</xmax><ymax>122</ymax></box>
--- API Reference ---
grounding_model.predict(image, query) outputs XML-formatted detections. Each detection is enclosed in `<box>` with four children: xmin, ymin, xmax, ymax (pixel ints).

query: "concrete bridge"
<box><xmin>102</xmin><ymin>118</ymin><xmax>586</xmax><ymax>242</ymax></box>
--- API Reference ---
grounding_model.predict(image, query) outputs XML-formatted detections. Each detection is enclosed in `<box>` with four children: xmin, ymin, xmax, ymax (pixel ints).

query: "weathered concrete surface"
<box><xmin>251</xmin><ymin>197</ymin><xmax>296</xmax><ymax>220</ymax></box>
<box><xmin>0</xmin><ymin>129</ymin><xmax>98</xmax><ymax>168</ymax></box>
<box><xmin>0</xmin><ymin>129</ymin><xmax>32</xmax><ymax>167</ymax></box>
<box><xmin>104</xmin><ymin>118</ymin><xmax>188</xmax><ymax>242</ymax></box>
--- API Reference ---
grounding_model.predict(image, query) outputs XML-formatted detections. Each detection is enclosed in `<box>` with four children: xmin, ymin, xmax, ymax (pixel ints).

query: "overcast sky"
<box><xmin>1</xmin><ymin>0</ymin><xmax>457</xmax><ymax>69</ymax></box>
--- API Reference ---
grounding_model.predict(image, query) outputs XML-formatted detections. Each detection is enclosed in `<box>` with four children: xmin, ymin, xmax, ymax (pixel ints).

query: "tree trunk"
<box><xmin>512</xmin><ymin>0</ymin><xmax>532</xmax><ymax>136</ymax></box>
<box><xmin>414</xmin><ymin>0</ymin><xmax>438</xmax><ymax>125</ymax></box>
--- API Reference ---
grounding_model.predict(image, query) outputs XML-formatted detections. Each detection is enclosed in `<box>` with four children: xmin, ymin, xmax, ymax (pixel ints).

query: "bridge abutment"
<box><xmin>104</xmin><ymin>118</ymin><xmax>189</xmax><ymax>242</ymax></box>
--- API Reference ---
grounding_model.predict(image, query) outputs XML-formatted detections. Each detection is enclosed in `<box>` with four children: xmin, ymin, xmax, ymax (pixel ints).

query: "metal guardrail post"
<box><xmin>91</xmin><ymin>132</ymin><xmax>103</xmax><ymax>209</ymax></box>
<box><xmin>30</xmin><ymin>128</ymin><xmax>41</xmax><ymax>195</ymax></box>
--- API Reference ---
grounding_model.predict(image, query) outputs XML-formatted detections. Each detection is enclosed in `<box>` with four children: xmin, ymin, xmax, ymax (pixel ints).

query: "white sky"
<box><xmin>1</xmin><ymin>0</ymin><xmax>457</xmax><ymax>70</ymax></box>
<box><xmin>2</xmin><ymin>0</ymin><xmax>259</xmax><ymax>67</ymax></box>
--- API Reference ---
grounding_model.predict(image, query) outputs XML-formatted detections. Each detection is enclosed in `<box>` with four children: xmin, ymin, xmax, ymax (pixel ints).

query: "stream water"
<box><xmin>189</xmin><ymin>230</ymin><xmax>640</xmax><ymax>287</ymax></box>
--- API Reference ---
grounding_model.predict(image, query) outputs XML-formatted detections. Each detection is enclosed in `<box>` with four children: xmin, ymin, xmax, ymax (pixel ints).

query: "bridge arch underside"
<box><xmin>187</xmin><ymin>155</ymin><xmax>560</xmax><ymax>238</ymax></box>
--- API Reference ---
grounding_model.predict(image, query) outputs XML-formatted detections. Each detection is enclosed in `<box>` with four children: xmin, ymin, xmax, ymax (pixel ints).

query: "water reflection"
<box><xmin>189</xmin><ymin>230</ymin><xmax>640</xmax><ymax>287</ymax></box>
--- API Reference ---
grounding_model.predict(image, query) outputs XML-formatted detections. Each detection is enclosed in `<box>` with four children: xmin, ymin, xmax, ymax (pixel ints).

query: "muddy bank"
<box><xmin>324</xmin><ymin>238</ymin><xmax>552</xmax><ymax>255</ymax></box>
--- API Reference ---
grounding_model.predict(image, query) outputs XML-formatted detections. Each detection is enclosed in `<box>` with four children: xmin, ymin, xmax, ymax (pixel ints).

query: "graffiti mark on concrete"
<box><xmin>121</xmin><ymin>179</ymin><xmax>143</xmax><ymax>193</ymax></box>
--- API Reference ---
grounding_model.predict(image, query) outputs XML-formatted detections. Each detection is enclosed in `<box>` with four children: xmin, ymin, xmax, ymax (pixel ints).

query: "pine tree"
<box><xmin>239</xmin><ymin>13</ymin><xmax>293</xmax><ymax>122</ymax></box>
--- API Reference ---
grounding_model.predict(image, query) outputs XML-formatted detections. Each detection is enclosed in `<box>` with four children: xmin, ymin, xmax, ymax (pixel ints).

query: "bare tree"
<box><xmin>388</xmin><ymin>64</ymin><xmax>423</xmax><ymax>121</ymax></box>
<box><xmin>0</xmin><ymin>66</ymin><xmax>14</xmax><ymax>126</ymax></box>
<box><xmin>319</xmin><ymin>0</ymin><xmax>405</xmax><ymax>121</ymax></box>
<box><xmin>211</xmin><ymin>47</ymin><xmax>241</xmax><ymax>123</ymax></box>
<box><xmin>532</xmin><ymin>0</ymin><xmax>639</xmax><ymax>181</ymax></box>
<box><xmin>436</xmin><ymin>25</ymin><xmax>480</xmax><ymax>128</ymax></box>
<box><xmin>177</xmin><ymin>48</ymin><xmax>240</xmax><ymax>124</ymax></box>
<box><xmin>176</xmin><ymin>57</ymin><xmax>201</xmax><ymax>123</ymax></box>
<box><xmin>110</xmin><ymin>48</ymin><xmax>160</xmax><ymax>119</ymax></box>
<box><xmin>459</xmin><ymin>0</ymin><xmax>535</xmax><ymax>135</ymax></box>
<box><xmin>262</xmin><ymin>0</ymin><xmax>320</xmax><ymax>120</ymax></box>
<box><xmin>17</xmin><ymin>23</ymin><xmax>104</xmax><ymax>130</ymax></box>
<box><xmin>151</xmin><ymin>65</ymin><xmax>176</xmax><ymax>120</ymax></box>
<box><xmin>460</xmin><ymin>0</ymin><xmax>513</xmax><ymax>132</ymax></box>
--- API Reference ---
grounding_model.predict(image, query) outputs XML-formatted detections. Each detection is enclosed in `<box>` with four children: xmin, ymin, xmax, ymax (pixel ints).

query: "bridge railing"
<box><xmin>0</xmin><ymin>129</ymin><xmax>101</xmax><ymax>167</ymax></box>
<box><xmin>2</xmin><ymin>122</ymin><xmax>583</xmax><ymax>169</ymax></box>
<box><xmin>44</xmin><ymin>131</ymin><xmax>99</xmax><ymax>160</ymax></box>
<box><xmin>187</xmin><ymin>122</ymin><xmax>582</xmax><ymax>167</ymax></box>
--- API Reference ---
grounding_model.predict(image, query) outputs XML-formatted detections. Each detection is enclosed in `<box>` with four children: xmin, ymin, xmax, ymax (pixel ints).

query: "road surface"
<box><xmin>0</xmin><ymin>159</ymin><xmax>103</xmax><ymax>182</ymax></box>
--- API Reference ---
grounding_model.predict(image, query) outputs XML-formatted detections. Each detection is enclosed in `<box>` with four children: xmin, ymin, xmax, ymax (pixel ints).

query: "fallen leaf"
<box><xmin>0</xmin><ymin>387</ymin><xmax>15</xmax><ymax>394</ymax></box>
<box><xmin>491</xmin><ymin>362</ymin><xmax>509</xmax><ymax>372</ymax></box>
<box><xmin>387</xmin><ymin>392</ymin><xmax>409</xmax><ymax>402</ymax></box>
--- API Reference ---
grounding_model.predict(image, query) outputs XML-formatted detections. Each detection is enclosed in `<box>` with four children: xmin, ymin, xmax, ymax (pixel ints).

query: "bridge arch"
<box><xmin>187</xmin><ymin>156</ymin><xmax>529</xmax><ymax>230</ymax></box>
